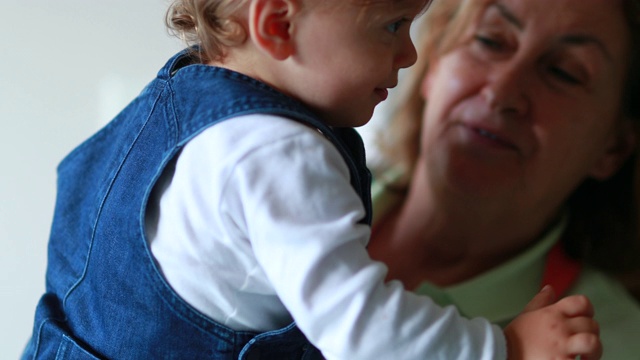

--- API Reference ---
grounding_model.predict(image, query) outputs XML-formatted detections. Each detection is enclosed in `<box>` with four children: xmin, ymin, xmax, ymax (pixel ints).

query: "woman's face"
<box><xmin>421</xmin><ymin>0</ymin><xmax>633</xmax><ymax>216</ymax></box>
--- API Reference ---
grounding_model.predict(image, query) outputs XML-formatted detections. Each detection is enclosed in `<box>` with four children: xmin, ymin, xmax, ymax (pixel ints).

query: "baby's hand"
<box><xmin>504</xmin><ymin>285</ymin><xmax>602</xmax><ymax>360</ymax></box>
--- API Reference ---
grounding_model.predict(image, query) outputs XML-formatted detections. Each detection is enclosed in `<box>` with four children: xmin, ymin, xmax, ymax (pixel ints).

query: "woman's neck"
<box><xmin>369</xmin><ymin>165</ymin><xmax>543</xmax><ymax>289</ymax></box>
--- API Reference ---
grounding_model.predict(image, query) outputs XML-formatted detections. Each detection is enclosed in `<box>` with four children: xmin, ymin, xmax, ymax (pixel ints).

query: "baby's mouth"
<box><xmin>374</xmin><ymin>88</ymin><xmax>389</xmax><ymax>101</ymax></box>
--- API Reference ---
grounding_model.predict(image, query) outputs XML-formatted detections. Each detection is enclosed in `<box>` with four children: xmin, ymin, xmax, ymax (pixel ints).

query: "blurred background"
<box><xmin>0</xmin><ymin>1</ymin><xmax>181</xmax><ymax>357</ymax></box>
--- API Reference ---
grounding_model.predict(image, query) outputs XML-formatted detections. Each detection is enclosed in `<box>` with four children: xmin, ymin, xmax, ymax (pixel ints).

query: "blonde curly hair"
<box><xmin>166</xmin><ymin>0</ymin><xmax>250</xmax><ymax>63</ymax></box>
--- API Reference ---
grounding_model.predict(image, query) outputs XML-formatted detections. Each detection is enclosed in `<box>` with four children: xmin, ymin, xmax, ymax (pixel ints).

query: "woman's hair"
<box><xmin>378</xmin><ymin>0</ymin><xmax>640</xmax><ymax>281</ymax></box>
<box><xmin>375</xmin><ymin>0</ymin><xmax>481</xmax><ymax>177</ymax></box>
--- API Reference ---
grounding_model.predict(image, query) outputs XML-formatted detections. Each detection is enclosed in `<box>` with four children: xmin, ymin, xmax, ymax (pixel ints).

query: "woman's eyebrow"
<box><xmin>493</xmin><ymin>2</ymin><xmax>523</xmax><ymax>30</ymax></box>
<box><xmin>559</xmin><ymin>35</ymin><xmax>613</xmax><ymax>63</ymax></box>
<box><xmin>492</xmin><ymin>2</ymin><xmax>613</xmax><ymax>63</ymax></box>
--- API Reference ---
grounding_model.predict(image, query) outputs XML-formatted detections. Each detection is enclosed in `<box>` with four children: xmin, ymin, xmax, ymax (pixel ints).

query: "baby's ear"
<box><xmin>250</xmin><ymin>0</ymin><xmax>297</xmax><ymax>60</ymax></box>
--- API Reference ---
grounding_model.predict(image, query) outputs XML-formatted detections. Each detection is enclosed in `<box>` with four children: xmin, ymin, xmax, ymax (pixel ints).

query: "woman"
<box><xmin>368</xmin><ymin>0</ymin><xmax>640</xmax><ymax>358</ymax></box>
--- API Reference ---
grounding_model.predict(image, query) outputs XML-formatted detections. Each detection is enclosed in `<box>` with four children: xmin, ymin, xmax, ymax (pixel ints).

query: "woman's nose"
<box><xmin>481</xmin><ymin>64</ymin><xmax>530</xmax><ymax>117</ymax></box>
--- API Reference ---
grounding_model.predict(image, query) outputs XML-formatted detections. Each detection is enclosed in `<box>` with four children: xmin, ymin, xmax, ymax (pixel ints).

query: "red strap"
<box><xmin>541</xmin><ymin>242</ymin><xmax>582</xmax><ymax>296</ymax></box>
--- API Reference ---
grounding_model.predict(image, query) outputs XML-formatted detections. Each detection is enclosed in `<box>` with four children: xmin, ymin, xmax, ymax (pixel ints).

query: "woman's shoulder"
<box><xmin>575</xmin><ymin>267</ymin><xmax>640</xmax><ymax>316</ymax></box>
<box><xmin>571</xmin><ymin>267</ymin><xmax>640</xmax><ymax>358</ymax></box>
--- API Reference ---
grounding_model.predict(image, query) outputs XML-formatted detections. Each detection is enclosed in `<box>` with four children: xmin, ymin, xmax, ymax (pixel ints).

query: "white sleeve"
<box><xmin>221</xmin><ymin>118</ymin><xmax>507</xmax><ymax>360</ymax></box>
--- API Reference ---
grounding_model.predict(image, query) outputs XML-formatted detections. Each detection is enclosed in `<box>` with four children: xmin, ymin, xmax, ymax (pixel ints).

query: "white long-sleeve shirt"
<box><xmin>145</xmin><ymin>114</ymin><xmax>506</xmax><ymax>359</ymax></box>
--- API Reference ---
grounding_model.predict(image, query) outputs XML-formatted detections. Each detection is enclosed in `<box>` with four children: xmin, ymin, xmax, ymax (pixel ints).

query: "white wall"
<box><xmin>0</xmin><ymin>1</ymin><xmax>181</xmax><ymax>358</ymax></box>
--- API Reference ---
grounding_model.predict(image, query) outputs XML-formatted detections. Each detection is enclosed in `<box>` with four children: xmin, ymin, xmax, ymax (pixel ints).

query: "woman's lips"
<box><xmin>451</xmin><ymin>98</ymin><xmax>531</xmax><ymax>156</ymax></box>
<box><xmin>466</xmin><ymin>125</ymin><xmax>519</xmax><ymax>152</ymax></box>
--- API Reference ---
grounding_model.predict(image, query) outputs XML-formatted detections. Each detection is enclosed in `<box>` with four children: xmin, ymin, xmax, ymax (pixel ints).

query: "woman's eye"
<box><xmin>474</xmin><ymin>35</ymin><xmax>504</xmax><ymax>51</ymax></box>
<box><xmin>549</xmin><ymin>66</ymin><xmax>581</xmax><ymax>85</ymax></box>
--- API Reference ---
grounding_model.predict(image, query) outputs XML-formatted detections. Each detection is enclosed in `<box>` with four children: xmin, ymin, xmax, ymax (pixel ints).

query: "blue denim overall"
<box><xmin>22</xmin><ymin>48</ymin><xmax>372</xmax><ymax>360</ymax></box>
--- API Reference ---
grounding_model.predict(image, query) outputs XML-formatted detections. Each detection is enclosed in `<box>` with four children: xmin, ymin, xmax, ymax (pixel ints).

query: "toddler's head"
<box><xmin>166</xmin><ymin>0</ymin><xmax>430</xmax><ymax>63</ymax></box>
<box><xmin>167</xmin><ymin>0</ymin><xmax>430</xmax><ymax>127</ymax></box>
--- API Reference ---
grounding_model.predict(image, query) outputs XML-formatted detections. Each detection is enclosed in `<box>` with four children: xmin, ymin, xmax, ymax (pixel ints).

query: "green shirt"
<box><xmin>372</xmin><ymin>176</ymin><xmax>640</xmax><ymax>359</ymax></box>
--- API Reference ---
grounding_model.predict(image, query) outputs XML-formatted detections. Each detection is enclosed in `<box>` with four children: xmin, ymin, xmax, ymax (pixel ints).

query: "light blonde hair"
<box><xmin>377</xmin><ymin>0</ymin><xmax>640</xmax><ymax>288</ymax></box>
<box><xmin>166</xmin><ymin>0</ymin><xmax>250</xmax><ymax>63</ymax></box>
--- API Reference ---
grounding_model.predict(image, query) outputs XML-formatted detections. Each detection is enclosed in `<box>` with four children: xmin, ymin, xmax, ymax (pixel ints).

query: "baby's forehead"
<box><xmin>354</xmin><ymin>0</ymin><xmax>432</xmax><ymax>15</ymax></box>
<box><xmin>313</xmin><ymin>0</ymin><xmax>428</xmax><ymax>9</ymax></box>
<box><xmin>349</xmin><ymin>0</ymin><xmax>430</xmax><ymax>9</ymax></box>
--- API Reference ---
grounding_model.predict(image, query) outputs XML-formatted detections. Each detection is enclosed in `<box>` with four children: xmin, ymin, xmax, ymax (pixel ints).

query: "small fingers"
<box><xmin>556</xmin><ymin>294</ymin><xmax>595</xmax><ymax>318</ymax></box>
<box><xmin>566</xmin><ymin>317</ymin><xmax>601</xmax><ymax>360</ymax></box>
<box><xmin>523</xmin><ymin>285</ymin><xmax>557</xmax><ymax>312</ymax></box>
<box><xmin>567</xmin><ymin>332</ymin><xmax>603</xmax><ymax>360</ymax></box>
<box><xmin>567</xmin><ymin>316</ymin><xmax>600</xmax><ymax>336</ymax></box>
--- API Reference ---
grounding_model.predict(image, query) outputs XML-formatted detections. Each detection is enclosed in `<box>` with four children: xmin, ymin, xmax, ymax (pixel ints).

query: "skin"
<box><xmin>370</xmin><ymin>0</ymin><xmax>634</xmax><ymax>289</ymax></box>
<box><xmin>218</xmin><ymin>0</ymin><xmax>426</xmax><ymax>128</ymax></box>
<box><xmin>278</xmin><ymin>1</ymin><xmax>425</xmax><ymax>127</ymax></box>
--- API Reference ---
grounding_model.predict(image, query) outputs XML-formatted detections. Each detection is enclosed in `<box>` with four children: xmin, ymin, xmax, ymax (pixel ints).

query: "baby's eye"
<box><xmin>386</xmin><ymin>18</ymin><xmax>408</xmax><ymax>34</ymax></box>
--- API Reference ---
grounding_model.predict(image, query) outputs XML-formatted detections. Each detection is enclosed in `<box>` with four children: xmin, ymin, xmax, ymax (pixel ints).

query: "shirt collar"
<box><xmin>415</xmin><ymin>222</ymin><xmax>563</xmax><ymax>326</ymax></box>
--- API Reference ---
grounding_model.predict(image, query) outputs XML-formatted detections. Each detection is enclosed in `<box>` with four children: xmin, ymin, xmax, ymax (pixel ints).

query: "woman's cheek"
<box><xmin>438</xmin><ymin>53</ymin><xmax>480</xmax><ymax>100</ymax></box>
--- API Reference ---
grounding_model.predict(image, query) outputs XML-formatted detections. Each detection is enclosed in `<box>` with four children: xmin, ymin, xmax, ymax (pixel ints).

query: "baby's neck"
<box><xmin>210</xmin><ymin>47</ymin><xmax>291</xmax><ymax>98</ymax></box>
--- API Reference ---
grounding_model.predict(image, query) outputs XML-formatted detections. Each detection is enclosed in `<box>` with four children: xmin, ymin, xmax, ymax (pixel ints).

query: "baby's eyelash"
<box><xmin>386</xmin><ymin>18</ymin><xmax>410</xmax><ymax>33</ymax></box>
